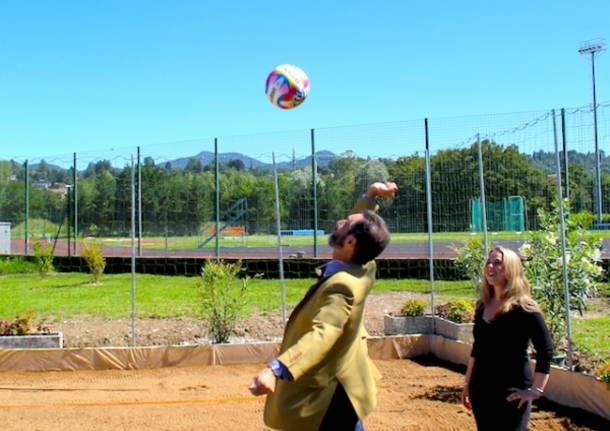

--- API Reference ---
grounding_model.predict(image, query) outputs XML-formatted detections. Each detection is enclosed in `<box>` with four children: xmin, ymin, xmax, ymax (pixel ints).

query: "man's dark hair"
<box><xmin>347</xmin><ymin>210</ymin><xmax>390</xmax><ymax>264</ymax></box>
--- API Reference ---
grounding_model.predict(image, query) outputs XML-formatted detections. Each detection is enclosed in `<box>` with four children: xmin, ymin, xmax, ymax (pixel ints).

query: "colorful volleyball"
<box><xmin>265</xmin><ymin>64</ymin><xmax>310</xmax><ymax>109</ymax></box>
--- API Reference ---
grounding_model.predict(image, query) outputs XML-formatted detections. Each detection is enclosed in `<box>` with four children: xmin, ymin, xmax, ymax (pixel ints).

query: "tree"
<box><xmin>93</xmin><ymin>171</ymin><xmax>117</xmax><ymax>235</ymax></box>
<box><xmin>354</xmin><ymin>159</ymin><xmax>389</xmax><ymax>198</ymax></box>
<box><xmin>35</xmin><ymin>159</ymin><xmax>50</xmax><ymax>181</ymax></box>
<box><xmin>227</xmin><ymin>159</ymin><xmax>246</xmax><ymax>171</ymax></box>
<box><xmin>185</xmin><ymin>157</ymin><xmax>203</xmax><ymax>174</ymax></box>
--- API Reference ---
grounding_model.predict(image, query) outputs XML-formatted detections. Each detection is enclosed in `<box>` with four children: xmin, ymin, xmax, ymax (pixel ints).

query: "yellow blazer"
<box><xmin>263</xmin><ymin>260</ymin><xmax>381</xmax><ymax>430</ymax></box>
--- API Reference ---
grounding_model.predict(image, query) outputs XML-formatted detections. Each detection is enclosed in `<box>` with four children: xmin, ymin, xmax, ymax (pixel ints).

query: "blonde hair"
<box><xmin>479</xmin><ymin>246</ymin><xmax>540</xmax><ymax>316</ymax></box>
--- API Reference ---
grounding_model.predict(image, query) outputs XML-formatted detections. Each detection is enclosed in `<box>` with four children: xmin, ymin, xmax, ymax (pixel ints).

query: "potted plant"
<box><xmin>433</xmin><ymin>300</ymin><xmax>475</xmax><ymax>343</ymax></box>
<box><xmin>0</xmin><ymin>312</ymin><xmax>63</xmax><ymax>349</ymax></box>
<box><xmin>384</xmin><ymin>299</ymin><xmax>434</xmax><ymax>336</ymax></box>
<box><xmin>596</xmin><ymin>360</ymin><xmax>610</xmax><ymax>387</ymax></box>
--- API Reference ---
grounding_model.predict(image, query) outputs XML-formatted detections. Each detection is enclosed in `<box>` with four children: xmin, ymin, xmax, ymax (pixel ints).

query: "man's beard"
<box><xmin>328</xmin><ymin>230</ymin><xmax>348</xmax><ymax>249</ymax></box>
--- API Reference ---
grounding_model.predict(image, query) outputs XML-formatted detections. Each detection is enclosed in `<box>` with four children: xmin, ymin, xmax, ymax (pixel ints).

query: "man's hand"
<box><xmin>248</xmin><ymin>367</ymin><xmax>277</xmax><ymax>396</ymax></box>
<box><xmin>367</xmin><ymin>181</ymin><xmax>398</xmax><ymax>199</ymax></box>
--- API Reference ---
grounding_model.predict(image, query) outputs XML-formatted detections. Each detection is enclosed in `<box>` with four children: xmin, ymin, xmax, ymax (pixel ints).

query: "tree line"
<box><xmin>0</xmin><ymin>140</ymin><xmax>608</xmax><ymax>239</ymax></box>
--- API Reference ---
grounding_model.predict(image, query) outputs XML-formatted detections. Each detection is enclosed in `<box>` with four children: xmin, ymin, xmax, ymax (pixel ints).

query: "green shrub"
<box><xmin>197</xmin><ymin>260</ymin><xmax>250</xmax><ymax>344</ymax></box>
<box><xmin>81</xmin><ymin>240</ymin><xmax>106</xmax><ymax>284</ymax></box>
<box><xmin>452</xmin><ymin>238</ymin><xmax>492</xmax><ymax>294</ymax></box>
<box><xmin>0</xmin><ymin>257</ymin><xmax>37</xmax><ymax>275</ymax></box>
<box><xmin>571</xmin><ymin>211</ymin><xmax>595</xmax><ymax>230</ymax></box>
<box><xmin>33</xmin><ymin>241</ymin><xmax>54</xmax><ymax>276</ymax></box>
<box><xmin>520</xmin><ymin>199</ymin><xmax>604</xmax><ymax>350</ymax></box>
<box><xmin>436</xmin><ymin>300</ymin><xmax>474</xmax><ymax>323</ymax></box>
<box><xmin>400</xmin><ymin>299</ymin><xmax>426</xmax><ymax>316</ymax></box>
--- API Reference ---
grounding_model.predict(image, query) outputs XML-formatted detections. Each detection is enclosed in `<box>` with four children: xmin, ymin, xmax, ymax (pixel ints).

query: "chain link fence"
<box><xmin>0</xmin><ymin>103</ymin><xmax>608</xmax><ymax>353</ymax></box>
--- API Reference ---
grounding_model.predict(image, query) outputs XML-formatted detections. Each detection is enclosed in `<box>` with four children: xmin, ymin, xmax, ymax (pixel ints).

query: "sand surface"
<box><xmin>0</xmin><ymin>359</ymin><xmax>602</xmax><ymax>431</ymax></box>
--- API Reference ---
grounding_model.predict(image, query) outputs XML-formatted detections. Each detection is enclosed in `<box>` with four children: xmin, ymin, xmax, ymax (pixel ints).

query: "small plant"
<box><xmin>0</xmin><ymin>312</ymin><xmax>34</xmax><ymax>335</ymax></box>
<box><xmin>436</xmin><ymin>300</ymin><xmax>474</xmax><ymax>323</ymax></box>
<box><xmin>596</xmin><ymin>361</ymin><xmax>610</xmax><ymax>383</ymax></box>
<box><xmin>400</xmin><ymin>299</ymin><xmax>426</xmax><ymax>316</ymax></box>
<box><xmin>33</xmin><ymin>241</ymin><xmax>54</xmax><ymax>276</ymax></box>
<box><xmin>197</xmin><ymin>260</ymin><xmax>251</xmax><ymax>344</ymax></box>
<box><xmin>452</xmin><ymin>238</ymin><xmax>492</xmax><ymax>294</ymax></box>
<box><xmin>81</xmin><ymin>240</ymin><xmax>106</xmax><ymax>284</ymax></box>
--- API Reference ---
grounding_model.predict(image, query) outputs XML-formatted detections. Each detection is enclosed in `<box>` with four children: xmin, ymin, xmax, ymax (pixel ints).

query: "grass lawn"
<box><xmin>0</xmin><ymin>273</ymin><xmax>471</xmax><ymax>320</ymax></box>
<box><xmin>573</xmin><ymin>316</ymin><xmax>610</xmax><ymax>362</ymax></box>
<box><xmin>1</xmin><ymin>272</ymin><xmax>607</xmax><ymax>362</ymax></box>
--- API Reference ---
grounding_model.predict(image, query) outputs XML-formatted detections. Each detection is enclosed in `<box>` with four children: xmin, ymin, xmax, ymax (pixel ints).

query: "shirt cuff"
<box><xmin>269</xmin><ymin>359</ymin><xmax>294</xmax><ymax>381</ymax></box>
<box><xmin>361</xmin><ymin>193</ymin><xmax>377</xmax><ymax>204</ymax></box>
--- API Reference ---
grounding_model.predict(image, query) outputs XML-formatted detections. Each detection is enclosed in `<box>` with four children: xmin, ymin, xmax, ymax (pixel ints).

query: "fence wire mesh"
<box><xmin>0</xmin><ymin>104</ymin><xmax>608</xmax><ymax>349</ymax></box>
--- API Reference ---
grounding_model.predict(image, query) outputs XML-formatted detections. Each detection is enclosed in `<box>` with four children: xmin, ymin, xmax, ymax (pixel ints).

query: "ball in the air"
<box><xmin>265</xmin><ymin>64</ymin><xmax>310</xmax><ymax>109</ymax></box>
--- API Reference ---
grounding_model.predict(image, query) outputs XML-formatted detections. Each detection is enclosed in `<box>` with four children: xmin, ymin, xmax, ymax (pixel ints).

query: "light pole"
<box><xmin>578</xmin><ymin>38</ymin><xmax>606</xmax><ymax>226</ymax></box>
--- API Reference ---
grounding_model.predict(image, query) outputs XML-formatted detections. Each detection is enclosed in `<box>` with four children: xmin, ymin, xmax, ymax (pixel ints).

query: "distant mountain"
<box><xmin>30</xmin><ymin>162</ymin><xmax>64</xmax><ymax>172</ymax></box>
<box><xmin>276</xmin><ymin>150</ymin><xmax>337</xmax><ymax>169</ymax></box>
<box><xmin>170</xmin><ymin>151</ymin><xmax>266</xmax><ymax>169</ymax></box>
<box><xmin>169</xmin><ymin>150</ymin><xmax>337</xmax><ymax>170</ymax></box>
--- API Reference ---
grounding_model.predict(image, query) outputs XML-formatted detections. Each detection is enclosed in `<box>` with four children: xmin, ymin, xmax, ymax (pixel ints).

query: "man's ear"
<box><xmin>345</xmin><ymin>235</ymin><xmax>356</xmax><ymax>248</ymax></box>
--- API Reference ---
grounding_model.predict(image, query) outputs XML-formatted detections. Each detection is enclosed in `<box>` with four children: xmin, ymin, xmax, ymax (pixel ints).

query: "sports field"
<box><xmin>0</xmin><ymin>359</ymin><xmax>604</xmax><ymax>431</ymax></box>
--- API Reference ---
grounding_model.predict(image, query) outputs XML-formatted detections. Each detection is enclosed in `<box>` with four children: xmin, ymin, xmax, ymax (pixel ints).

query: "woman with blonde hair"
<box><xmin>461</xmin><ymin>246</ymin><xmax>553</xmax><ymax>430</ymax></box>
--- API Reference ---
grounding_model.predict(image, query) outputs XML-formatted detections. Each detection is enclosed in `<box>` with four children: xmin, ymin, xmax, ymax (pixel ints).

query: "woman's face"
<box><xmin>485</xmin><ymin>250</ymin><xmax>507</xmax><ymax>288</ymax></box>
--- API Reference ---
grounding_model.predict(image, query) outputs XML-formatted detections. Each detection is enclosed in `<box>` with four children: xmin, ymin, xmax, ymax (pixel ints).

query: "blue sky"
<box><xmin>1</xmin><ymin>0</ymin><xmax>609</xmax><ymax>163</ymax></box>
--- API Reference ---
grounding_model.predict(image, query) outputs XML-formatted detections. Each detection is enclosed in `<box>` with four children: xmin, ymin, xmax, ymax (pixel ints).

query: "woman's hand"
<box><xmin>506</xmin><ymin>387</ymin><xmax>541</xmax><ymax>409</ymax></box>
<box><xmin>461</xmin><ymin>384</ymin><xmax>472</xmax><ymax>410</ymax></box>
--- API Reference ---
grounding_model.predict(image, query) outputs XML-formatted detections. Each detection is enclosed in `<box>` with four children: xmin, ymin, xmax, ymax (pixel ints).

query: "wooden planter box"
<box><xmin>434</xmin><ymin>317</ymin><xmax>474</xmax><ymax>344</ymax></box>
<box><xmin>0</xmin><ymin>332</ymin><xmax>63</xmax><ymax>349</ymax></box>
<box><xmin>383</xmin><ymin>315</ymin><xmax>435</xmax><ymax>336</ymax></box>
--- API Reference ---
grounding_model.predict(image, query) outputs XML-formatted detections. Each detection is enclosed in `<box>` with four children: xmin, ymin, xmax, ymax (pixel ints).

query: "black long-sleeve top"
<box><xmin>470</xmin><ymin>304</ymin><xmax>554</xmax><ymax>392</ymax></box>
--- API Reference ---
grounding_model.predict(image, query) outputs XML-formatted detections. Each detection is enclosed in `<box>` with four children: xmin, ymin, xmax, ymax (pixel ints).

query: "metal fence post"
<box><xmin>73</xmin><ymin>152</ymin><xmax>78</xmax><ymax>254</ymax></box>
<box><xmin>424</xmin><ymin>119</ymin><xmax>436</xmax><ymax>318</ymax></box>
<box><xmin>67</xmin><ymin>185</ymin><xmax>72</xmax><ymax>257</ymax></box>
<box><xmin>552</xmin><ymin>109</ymin><xmax>574</xmax><ymax>370</ymax></box>
<box><xmin>130</xmin><ymin>155</ymin><xmax>137</xmax><ymax>347</ymax></box>
<box><xmin>24</xmin><ymin>160</ymin><xmax>29</xmax><ymax>255</ymax></box>
<box><xmin>215</xmin><ymin>137</ymin><xmax>220</xmax><ymax>260</ymax></box>
<box><xmin>476</xmin><ymin>134</ymin><xmax>489</xmax><ymax>256</ymax></box>
<box><xmin>311</xmin><ymin>128</ymin><xmax>319</xmax><ymax>258</ymax></box>
<box><xmin>272</xmin><ymin>152</ymin><xmax>287</xmax><ymax>326</ymax></box>
<box><xmin>137</xmin><ymin>146</ymin><xmax>142</xmax><ymax>257</ymax></box>
<box><xmin>561</xmin><ymin>108</ymin><xmax>569</xmax><ymax>201</ymax></box>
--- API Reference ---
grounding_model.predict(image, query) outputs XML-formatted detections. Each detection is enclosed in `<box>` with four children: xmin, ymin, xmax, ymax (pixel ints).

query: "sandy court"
<box><xmin>0</xmin><ymin>359</ymin><xmax>601</xmax><ymax>431</ymax></box>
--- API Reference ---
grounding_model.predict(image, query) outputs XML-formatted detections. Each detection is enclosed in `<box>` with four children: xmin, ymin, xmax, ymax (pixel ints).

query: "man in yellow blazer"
<box><xmin>249</xmin><ymin>181</ymin><xmax>398</xmax><ymax>431</ymax></box>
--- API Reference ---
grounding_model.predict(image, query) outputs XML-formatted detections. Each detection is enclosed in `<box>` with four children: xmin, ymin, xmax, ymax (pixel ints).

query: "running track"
<box><xmin>9</xmin><ymin>239</ymin><xmax>610</xmax><ymax>259</ymax></box>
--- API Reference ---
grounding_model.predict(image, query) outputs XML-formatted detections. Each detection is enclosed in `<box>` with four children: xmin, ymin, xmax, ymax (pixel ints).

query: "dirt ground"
<box><xmin>54</xmin><ymin>292</ymin><xmax>424</xmax><ymax>348</ymax></box>
<box><xmin>0</xmin><ymin>359</ymin><xmax>605</xmax><ymax>431</ymax></box>
<box><xmin>51</xmin><ymin>291</ymin><xmax>604</xmax><ymax>373</ymax></box>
